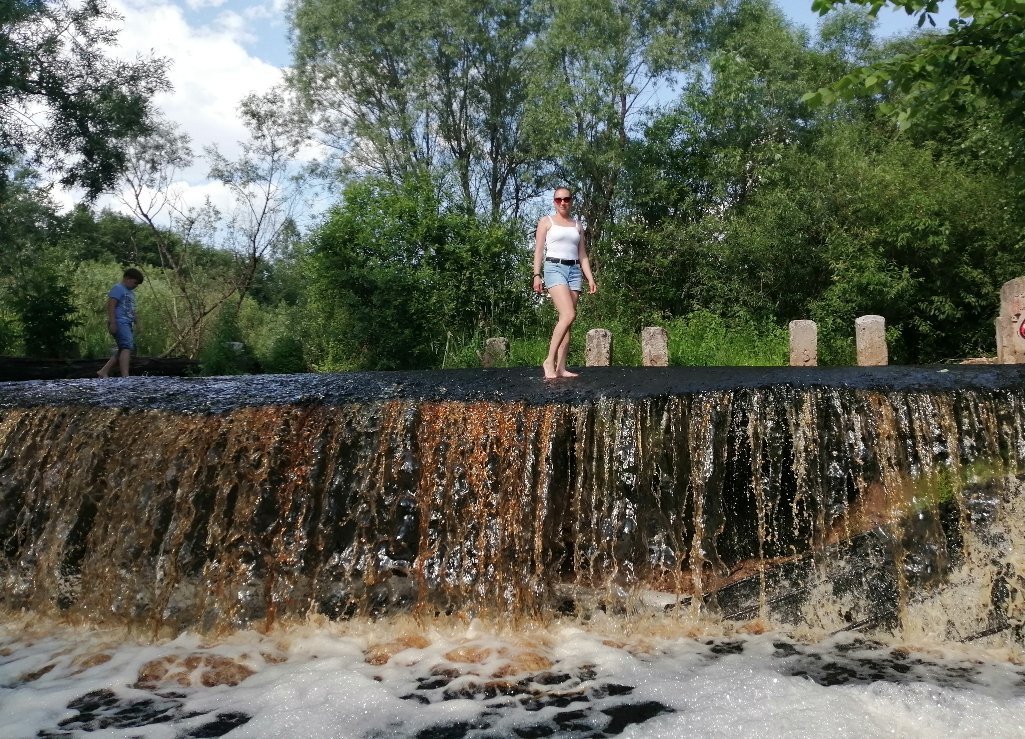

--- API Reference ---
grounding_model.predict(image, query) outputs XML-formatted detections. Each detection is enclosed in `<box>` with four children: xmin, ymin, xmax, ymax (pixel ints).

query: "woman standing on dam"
<box><xmin>532</xmin><ymin>187</ymin><xmax>598</xmax><ymax>379</ymax></box>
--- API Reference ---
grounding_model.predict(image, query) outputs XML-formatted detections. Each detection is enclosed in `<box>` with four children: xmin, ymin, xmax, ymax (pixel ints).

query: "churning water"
<box><xmin>2</xmin><ymin>367</ymin><xmax>1025</xmax><ymax>737</ymax></box>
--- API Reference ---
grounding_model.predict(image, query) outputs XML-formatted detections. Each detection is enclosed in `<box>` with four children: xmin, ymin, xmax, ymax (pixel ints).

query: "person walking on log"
<box><xmin>97</xmin><ymin>268</ymin><xmax>144</xmax><ymax>378</ymax></box>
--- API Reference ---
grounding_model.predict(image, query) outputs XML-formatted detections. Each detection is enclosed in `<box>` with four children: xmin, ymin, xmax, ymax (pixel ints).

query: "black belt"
<box><xmin>545</xmin><ymin>257</ymin><xmax>579</xmax><ymax>266</ymax></box>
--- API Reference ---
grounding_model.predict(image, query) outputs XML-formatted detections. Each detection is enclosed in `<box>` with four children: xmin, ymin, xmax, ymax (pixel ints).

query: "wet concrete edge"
<box><xmin>1</xmin><ymin>365</ymin><xmax>1024</xmax><ymax>414</ymax></box>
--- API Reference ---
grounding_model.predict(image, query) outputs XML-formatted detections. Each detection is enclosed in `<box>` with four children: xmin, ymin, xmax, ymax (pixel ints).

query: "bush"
<box><xmin>0</xmin><ymin>304</ymin><xmax>19</xmax><ymax>355</ymax></box>
<box><xmin>12</xmin><ymin>255</ymin><xmax>81</xmax><ymax>358</ymax></box>
<box><xmin>667</xmin><ymin>310</ymin><xmax>787</xmax><ymax>366</ymax></box>
<box><xmin>238</xmin><ymin>300</ymin><xmax>307</xmax><ymax>373</ymax></box>
<box><xmin>198</xmin><ymin>309</ymin><xmax>261</xmax><ymax>375</ymax></box>
<box><xmin>303</xmin><ymin>174</ymin><xmax>531</xmax><ymax>370</ymax></box>
<box><xmin>263</xmin><ymin>335</ymin><xmax>307</xmax><ymax>374</ymax></box>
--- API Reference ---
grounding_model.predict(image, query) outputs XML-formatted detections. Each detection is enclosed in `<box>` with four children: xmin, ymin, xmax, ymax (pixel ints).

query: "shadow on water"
<box><xmin>1</xmin><ymin>366</ymin><xmax>1024</xmax><ymax>645</ymax></box>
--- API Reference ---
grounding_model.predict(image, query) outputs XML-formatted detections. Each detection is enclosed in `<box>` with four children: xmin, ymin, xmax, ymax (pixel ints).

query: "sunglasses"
<box><xmin>554</xmin><ymin>196</ymin><xmax>573</xmax><ymax>204</ymax></box>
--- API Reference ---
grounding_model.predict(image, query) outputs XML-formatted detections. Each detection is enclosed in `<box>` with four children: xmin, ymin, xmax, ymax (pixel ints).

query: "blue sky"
<box><xmin>97</xmin><ymin>0</ymin><xmax>955</xmax><ymax>218</ymax></box>
<box><xmin>776</xmin><ymin>0</ymin><xmax>956</xmax><ymax>37</ymax></box>
<box><xmin>174</xmin><ymin>0</ymin><xmax>957</xmax><ymax>69</ymax></box>
<box><xmin>168</xmin><ymin>0</ymin><xmax>292</xmax><ymax>66</ymax></box>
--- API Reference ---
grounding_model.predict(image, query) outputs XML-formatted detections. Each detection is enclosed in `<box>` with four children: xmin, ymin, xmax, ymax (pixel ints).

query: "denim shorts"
<box><xmin>113</xmin><ymin>321</ymin><xmax>135</xmax><ymax>351</ymax></box>
<box><xmin>543</xmin><ymin>261</ymin><xmax>582</xmax><ymax>292</ymax></box>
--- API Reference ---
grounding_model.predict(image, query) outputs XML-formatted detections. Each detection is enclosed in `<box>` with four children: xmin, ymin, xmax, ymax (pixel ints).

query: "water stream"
<box><xmin>2</xmin><ymin>366</ymin><xmax>1025</xmax><ymax>737</ymax></box>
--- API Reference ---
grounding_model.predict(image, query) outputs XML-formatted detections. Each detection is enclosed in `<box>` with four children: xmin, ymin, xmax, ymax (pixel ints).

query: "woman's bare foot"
<box><xmin>557</xmin><ymin>368</ymin><xmax>579</xmax><ymax>378</ymax></box>
<box><xmin>96</xmin><ymin>370</ymin><xmax>108</xmax><ymax>379</ymax></box>
<box><xmin>542</xmin><ymin>360</ymin><xmax>558</xmax><ymax>379</ymax></box>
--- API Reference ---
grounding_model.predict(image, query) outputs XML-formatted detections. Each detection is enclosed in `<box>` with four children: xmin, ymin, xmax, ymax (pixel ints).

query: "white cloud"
<box><xmin>184</xmin><ymin>0</ymin><xmax>228</xmax><ymax>9</ymax></box>
<box><xmin>84</xmin><ymin>1</ymin><xmax>285</xmax><ymax>218</ymax></box>
<box><xmin>210</xmin><ymin>9</ymin><xmax>257</xmax><ymax>45</ymax></box>
<box><xmin>243</xmin><ymin>0</ymin><xmax>289</xmax><ymax>21</ymax></box>
<box><xmin>48</xmin><ymin>1</ymin><xmax>330</xmax><ymax>226</ymax></box>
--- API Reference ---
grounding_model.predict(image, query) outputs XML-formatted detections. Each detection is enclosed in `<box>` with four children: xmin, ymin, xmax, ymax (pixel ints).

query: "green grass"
<box><xmin>666</xmin><ymin>310</ymin><xmax>788</xmax><ymax>366</ymax></box>
<box><xmin>442</xmin><ymin>309</ymin><xmax>791</xmax><ymax>369</ymax></box>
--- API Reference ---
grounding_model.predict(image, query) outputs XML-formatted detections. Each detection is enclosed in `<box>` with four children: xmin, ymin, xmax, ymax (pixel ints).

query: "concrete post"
<box><xmin>996</xmin><ymin>317</ymin><xmax>1009</xmax><ymax>364</ymax></box>
<box><xmin>855</xmin><ymin>315</ymin><xmax>888</xmax><ymax>366</ymax></box>
<box><xmin>788</xmin><ymin>320</ymin><xmax>817</xmax><ymax>367</ymax></box>
<box><xmin>482</xmin><ymin>337</ymin><xmax>509</xmax><ymax>368</ymax></box>
<box><xmin>585</xmin><ymin>328</ymin><xmax>612</xmax><ymax>366</ymax></box>
<box><xmin>997</xmin><ymin>277</ymin><xmax>1025</xmax><ymax>364</ymax></box>
<box><xmin>641</xmin><ymin>326</ymin><xmax>669</xmax><ymax>367</ymax></box>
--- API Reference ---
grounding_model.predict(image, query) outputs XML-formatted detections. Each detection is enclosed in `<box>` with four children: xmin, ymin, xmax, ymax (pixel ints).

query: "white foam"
<box><xmin>2</xmin><ymin>618</ymin><xmax>1025</xmax><ymax>738</ymax></box>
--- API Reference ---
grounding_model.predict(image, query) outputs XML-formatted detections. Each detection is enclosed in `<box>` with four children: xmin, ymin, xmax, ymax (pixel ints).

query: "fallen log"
<box><xmin>0</xmin><ymin>356</ymin><xmax>200</xmax><ymax>382</ymax></box>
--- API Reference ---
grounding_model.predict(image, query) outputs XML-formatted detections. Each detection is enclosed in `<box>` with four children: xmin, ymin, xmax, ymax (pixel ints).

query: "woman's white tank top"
<box><xmin>544</xmin><ymin>216</ymin><xmax>580</xmax><ymax>260</ymax></box>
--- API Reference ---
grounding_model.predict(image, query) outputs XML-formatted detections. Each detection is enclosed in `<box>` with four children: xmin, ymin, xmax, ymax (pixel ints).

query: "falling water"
<box><xmin>3</xmin><ymin>366</ymin><xmax>1025</xmax><ymax>737</ymax></box>
<box><xmin>1</xmin><ymin>366</ymin><xmax>1023</xmax><ymax>645</ymax></box>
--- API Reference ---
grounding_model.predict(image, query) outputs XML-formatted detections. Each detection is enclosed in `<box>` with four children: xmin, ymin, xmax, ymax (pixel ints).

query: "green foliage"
<box><xmin>291</xmin><ymin>0</ymin><xmax>540</xmax><ymax>218</ymax></box>
<box><xmin>0</xmin><ymin>0</ymin><xmax>169</xmax><ymax>197</ymax></box>
<box><xmin>608</xmin><ymin>0</ymin><xmax>1023</xmax><ymax>365</ymax></box>
<box><xmin>198</xmin><ymin>309</ymin><xmax>261</xmax><ymax>376</ymax></box>
<box><xmin>1</xmin><ymin>0</ymin><xmax>1022</xmax><ymax>372</ymax></box>
<box><xmin>507</xmin><ymin>336</ymin><xmax>550</xmax><ymax>368</ymax></box>
<box><xmin>303</xmin><ymin>174</ymin><xmax>531</xmax><ymax>369</ymax></box>
<box><xmin>0</xmin><ymin>169</ymin><xmax>63</xmax><ymax>275</ymax></box>
<box><xmin>806</xmin><ymin>0</ymin><xmax>1025</xmax><ymax>132</ymax></box>
<box><xmin>0</xmin><ymin>306</ymin><xmax>17</xmax><ymax>354</ymax></box>
<box><xmin>261</xmin><ymin>334</ymin><xmax>307</xmax><ymax>374</ymax></box>
<box><xmin>523</xmin><ymin>0</ymin><xmax>712</xmax><ymax>248</ymax></box>
<box><xmin>237</xmin><ymin>300</ymin><xmax>307</xmax><ymax>374</ymax></box>
<box><xmin>716</xmin><ymin>124</ymin><xmax>1021</xmax><ymax>362</ymax></box>
<box><xmin>437</xmin><ymin>309</ymin><xmax>785</xmax><ymax>368</ymax></box>
<box><xmin>667</xmin><ymin>310</ymin><xmax>787</xmax><ymax>366</ymax></box>
<box><xmin>59</xmin><ymin>207</ymin><xmax>176</xmax><ymax>267</ymax></box>
<box><xmin>69</xmin><ymin>261</ymin><xmax>122</xmax><ymax>359</ymax></box>
<box><xmin>10</xmin><ymin>253</ymin><xmax>80</xmax><ymax>358</ymax></box>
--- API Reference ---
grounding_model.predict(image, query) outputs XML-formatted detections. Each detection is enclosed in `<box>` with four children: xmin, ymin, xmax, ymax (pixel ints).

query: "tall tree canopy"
<box><xmin>806</xmin><ymin>0</ymin><xmax>1025</xmax><ymax>129</ymax></box>
<box><xmin>524</xmin><ymin>0</ymin><xmax>711</xmax><ymax>248</ymax></box>
<box><xmin>0</xmin><ymin>0</ymin><xmax>169</xmax><ymax>198</ymax></box>
<box><xmin>290</xmin><ymin>0</ymin><xmax>540</xmax><ymax>219</ymax></box>
<box><xmin>289</xmin><ymin>0</ymin><xmax>711</xmax><ymax>225</ymax></box>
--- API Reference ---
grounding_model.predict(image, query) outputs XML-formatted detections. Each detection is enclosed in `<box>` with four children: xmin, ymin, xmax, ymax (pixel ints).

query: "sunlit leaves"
<box><xmin>290</xmin><ymin>0</ymin><xmax>540</xmax><ymax>218</ymax></box>
<box><xmin>304</xmin><ymin>173</ymin><xmax>530</xmax><ymax>369</ymax></box>
<box><xmin>808</xmin><ymin>0</ymin><xmax>1025</xmax><ymax>130</ymax></box>
<box><xmin>0</xmin><ymin>0</ymin><xmax>169</xmax><ymax>197</ymax></box>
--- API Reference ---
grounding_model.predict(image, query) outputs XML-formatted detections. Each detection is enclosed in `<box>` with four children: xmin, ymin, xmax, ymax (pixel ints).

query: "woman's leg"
<box><xmin>554</xmin><ymin>290</ymin><xmax>581</xmax><ymax>377</ymax></box>
<box><xmin>543</xmin><ymin>284</ymin><xmax>576</xmax><ymax>379</ymax></box>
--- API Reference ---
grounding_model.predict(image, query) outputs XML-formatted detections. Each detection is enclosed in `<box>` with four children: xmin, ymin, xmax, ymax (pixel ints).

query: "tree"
<box><xmin>713</xmin><ymin>123</ymin><xmax>1021</xmax><ymax>362</ymax></box>
<box><xmin>59</xmin><ymin>207</ymin><xmax>174</xmax><ymax>267</ymax></box>
<box><xmin>303</xmin><ymin>174</ymin><xmax>530</xmax><ymax>369</ymax></box>
<box><xmin>625</xmin><ymin>1</ymin><xmax>882</xmax><ymax>222</ymax></box>
<box><xmin>116</xmin><ymin>116</ymin><xmax>228</xmax><ymax>357</ymax></box>
<box><xmin>0</xmin><ymin>167</ymin><xmax>77</xmax><ymax>356</ymax></box>
<box><xmin>11</xmin><ymin>250</ymin><xmax>80</xmax><ymax>358</ymax></box>
<box><xmin>606</xmin><ymin>0</ymin><xmax>847</xmax><ymax>322</ymax></box>
<box><xmin>523</xmin><ymin>0</ymin><xmax>711</xmax><ymax>251</ymax></box>
<box><xmin>205</xmin><ymin>88</ymin><xmax>316</xmax><ymax>310</ymax></box>
<box><xmin>426</xmin><ymin>0</ymin><xmax>542</xmax><ymax>217</ymax></box>
<box><xmin>0</xmin><ymin>0</ymin><xmax>169</xmax><ymax>198</ymax></box>
<box><xmin>290</xmin><ymin>0</ymin><xmax>540</xmax><ymax>219</ymax></box>
<box><xmin>805</xmin><ymin>0</ymin><xmax>1025</xmax><ymax>130</ymax></box>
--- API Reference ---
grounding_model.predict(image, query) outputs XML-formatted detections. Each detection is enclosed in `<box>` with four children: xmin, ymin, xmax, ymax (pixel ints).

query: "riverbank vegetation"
<box><xmin>2</xmin><ymin>0</ymin><xmax>1022</xmax><ymax>373</ymax></box>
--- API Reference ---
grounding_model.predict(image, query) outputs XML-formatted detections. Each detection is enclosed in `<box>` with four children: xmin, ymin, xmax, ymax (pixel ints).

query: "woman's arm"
<box><xmin>578</xmin><ymin>231</ymin><xmax>598</xmax><ymax>294</ymax></box>
<box><xmin>532</xmin><ymin>217</ymin><xmax>548</xmax><ymax>294</ymax></box>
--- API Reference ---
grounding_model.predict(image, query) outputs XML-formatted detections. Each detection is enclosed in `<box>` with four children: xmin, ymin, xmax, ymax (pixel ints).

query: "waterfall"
<box><xmin>1</xmin><ymin>367</ymin><xmax>1024</xmax><ymax>645</ymax></box>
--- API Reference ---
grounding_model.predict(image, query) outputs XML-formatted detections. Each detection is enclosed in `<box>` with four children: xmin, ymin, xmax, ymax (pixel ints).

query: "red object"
<box><xmin>1019</xmin><ymin>316</ymin><xmax>1025</xmax><ymax>340</ymax></box>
